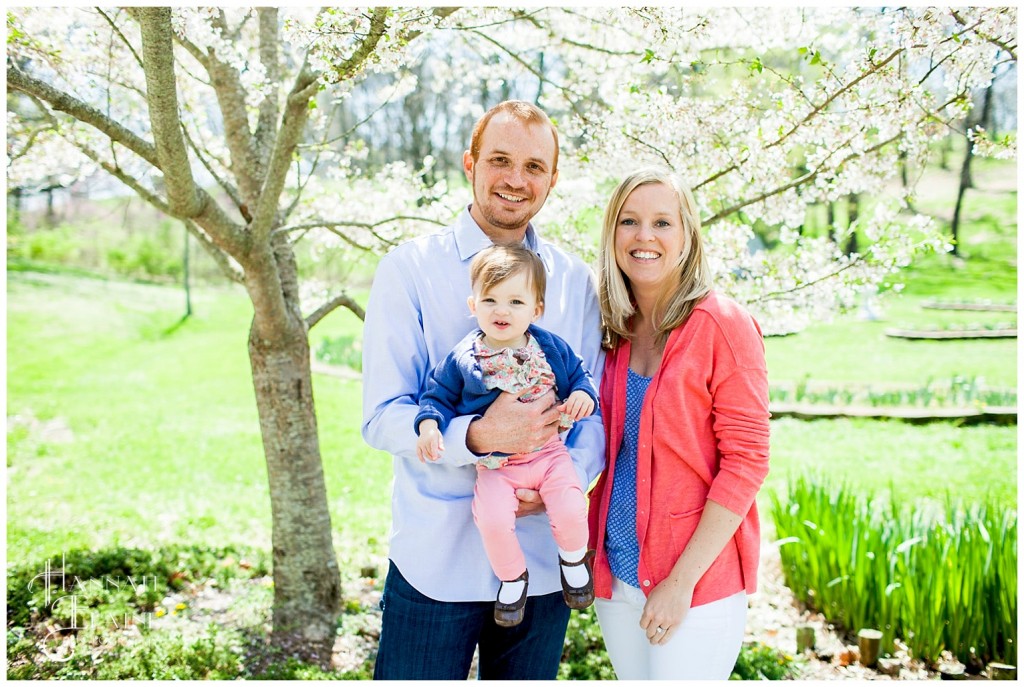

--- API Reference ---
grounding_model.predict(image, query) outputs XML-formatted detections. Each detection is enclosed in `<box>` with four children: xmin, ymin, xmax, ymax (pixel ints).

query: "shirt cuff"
<box><xmin>441</xmin><ymin>413</ymin><xmax>486</xmax><ymax>467</ymax></box>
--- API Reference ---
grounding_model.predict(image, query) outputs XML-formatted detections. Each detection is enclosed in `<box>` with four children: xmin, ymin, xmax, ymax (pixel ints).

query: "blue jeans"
<box><xmin>372</xmin><ymin>560</ymin><xmax>570</xmax><ymax>680</ymax></box>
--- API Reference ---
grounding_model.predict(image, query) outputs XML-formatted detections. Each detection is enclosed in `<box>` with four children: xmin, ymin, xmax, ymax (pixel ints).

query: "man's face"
<box><xmin>463</xmin><ymin>113</ymin><xmax>559</xmax><ymax>242</ymax></box>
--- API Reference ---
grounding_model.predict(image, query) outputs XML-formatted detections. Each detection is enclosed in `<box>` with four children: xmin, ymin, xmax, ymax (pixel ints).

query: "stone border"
<box><xmin>921</xmin><ymin>301</ymin><xmax>1016</xmax><ymax>312</ymax></box>
<box><xmin>770</xmin><ymin>403</ymin><xmax>1017</xmax><ymax>425</ymax></box>
<box><xmin>884</xmin><ymin>328</ymin><xmax>1017</xmax><ymax>340</ymax></box>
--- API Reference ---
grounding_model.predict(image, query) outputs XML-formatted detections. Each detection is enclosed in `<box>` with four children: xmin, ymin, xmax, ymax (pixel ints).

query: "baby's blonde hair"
<box><xmin>469</xmin><ymin>244</ymin><xmax>546</xmax><ymax>307</ymax></box>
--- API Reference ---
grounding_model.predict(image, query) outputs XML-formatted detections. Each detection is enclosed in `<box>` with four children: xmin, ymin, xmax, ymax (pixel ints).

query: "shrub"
<box><xmin>315</xmin><ymin>335</ymin><xmax>363</xmax><ymax>372</ymax></box>
<box><xmin>6</xmin><ymin>545</ymin><xmax>272</xmax><ymax>680</ymax></box>
<box><xmin>7</xmin><ymin>623</ymin><xmax>248</xmax><ymax>680</ymax></box>
<box><xmin>7</xmin><ymin>223</ymin><xmax>82</xmax><ymax>264</ymax></box>
<box><xmin>251</xmin><ymin>656</ymin><xmax>372</xmax><ymax>680</ymax></box>
<box><xmin>106</xmin><ymin>232</ymin><xmax>183</xmax><ymax>279</ymax></box>
<box><xmin>7</xmin><ymin>544</ymin><xmax>270</xmax><ymax>627</ymax></box>
<box><xmin>90</xmin><ymin>625</ymin><xmax>244</xmax><ymax>680</ymax></box>
<box><xmin>559</xmin><ymin>609</ymin><xmax>615</xmax><ymax>680</ymax></box>
<box><xmin>730</xmin><ymin>642</ymin><xmax>797</xmax><ymax>680</ymax></box>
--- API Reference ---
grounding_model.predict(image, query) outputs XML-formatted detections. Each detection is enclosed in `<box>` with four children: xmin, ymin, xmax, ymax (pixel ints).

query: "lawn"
<box><xmin>6</xmin><ymin>270</ymin><xmax>385</xmax><ymax>569</ymax></box>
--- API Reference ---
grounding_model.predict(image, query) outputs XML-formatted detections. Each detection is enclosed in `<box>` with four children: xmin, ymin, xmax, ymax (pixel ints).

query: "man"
<box><xmin>361</xmin><ymin>100</ymin><xmax>605</xmax><ymax>679</ymax></box>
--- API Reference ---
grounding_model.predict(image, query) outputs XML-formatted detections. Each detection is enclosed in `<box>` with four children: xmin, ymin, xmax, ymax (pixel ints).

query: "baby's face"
<box><xmin>468</xmin><ymin>270</ymin><xmax>542</xmax><ymax>348</ymax></box>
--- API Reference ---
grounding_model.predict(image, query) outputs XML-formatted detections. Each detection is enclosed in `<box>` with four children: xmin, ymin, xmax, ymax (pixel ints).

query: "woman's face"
<box><xmin>613</xmin><ymin>182</ymin><xmax>687</xmax><ymax>297</ymax></box>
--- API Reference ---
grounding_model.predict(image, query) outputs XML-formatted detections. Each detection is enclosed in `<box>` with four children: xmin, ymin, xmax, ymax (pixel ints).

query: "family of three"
<box><xmin>361</xmin><ymin>100</ymin><xmax>770</xmax><ymax>680</ymax></box>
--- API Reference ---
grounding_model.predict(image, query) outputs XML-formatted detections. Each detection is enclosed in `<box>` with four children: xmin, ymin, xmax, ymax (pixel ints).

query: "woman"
<box><xmin>588</xmin><ymin>167</ymin><xmax>770</xmax><ymax>680</ymax></box>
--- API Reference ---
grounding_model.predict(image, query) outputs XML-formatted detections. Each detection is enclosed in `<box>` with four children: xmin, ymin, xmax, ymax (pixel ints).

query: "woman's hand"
<box><xmin>639</xmin><ymin>576</ymin><xmax>695</xmax><ymax>646</ymax></box>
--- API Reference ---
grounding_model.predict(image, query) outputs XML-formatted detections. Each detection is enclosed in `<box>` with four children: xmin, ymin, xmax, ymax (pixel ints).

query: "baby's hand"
<box><xmin>561</xmin><ymin>390</ymin><xmax>595</xmax><ymax>421</ymax></box>
<box><xmin>416</xmin><ymin>421</ymin><xmax>444</xmax><ymax>463</ymax></box>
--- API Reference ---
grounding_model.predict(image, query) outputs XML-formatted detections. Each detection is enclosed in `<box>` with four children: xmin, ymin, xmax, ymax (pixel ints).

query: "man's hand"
<box><xmin>466</xmin><ymin>389</ymin><xmax>560</xmax><ymax>455</ymax></box>
<box><xmin>514</xmin><ymin>488</ymin><xmax>546</xmax><ymax>517</ymax></box>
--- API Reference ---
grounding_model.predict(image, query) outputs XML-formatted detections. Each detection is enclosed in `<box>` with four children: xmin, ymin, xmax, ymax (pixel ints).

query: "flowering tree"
<box><xmin>6</xmin><ymin>6</ymin><xmax>1015</xmax><ymax>659</ymax></box>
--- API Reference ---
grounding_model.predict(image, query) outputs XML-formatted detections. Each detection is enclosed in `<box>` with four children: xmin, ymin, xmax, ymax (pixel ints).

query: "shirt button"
<box><xmin>643</xmin><ymin>580</ymin><xmax>651</xmax><ymax>587</ymax></box>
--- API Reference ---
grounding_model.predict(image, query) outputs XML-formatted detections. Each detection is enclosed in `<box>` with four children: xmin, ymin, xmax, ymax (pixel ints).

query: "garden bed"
<box><xmin>769</xmin><ymin>403</ymin><xmax>1017</xmax><ymax>425</ymax></box>
<box><xmin>921</xmin><ymin>301</ymin><xmax>1016</xmax><ymax>312</ymax></box>
<box><xmin>885</xmin><ymin>328</ymin><xmax>1017</xmax><ymax>340</ymax></box>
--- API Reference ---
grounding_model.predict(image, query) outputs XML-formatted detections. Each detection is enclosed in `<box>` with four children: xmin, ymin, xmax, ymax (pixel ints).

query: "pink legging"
<box><xmin>472</xmin><ymin>435</ymin><xmax>589</xmax><ymax>581</ymax></box>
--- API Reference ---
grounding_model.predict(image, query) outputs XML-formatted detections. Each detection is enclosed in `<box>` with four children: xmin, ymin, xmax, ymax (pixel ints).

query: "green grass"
<box><xmin>764</xmin><ymin>417</ymin><xmax>1016</xmax><ymax>508</ymax></box>
<box><xmin>6</xmin><ymin>271</ymin><xmax>389</xmax><ymax>570</ymax></box>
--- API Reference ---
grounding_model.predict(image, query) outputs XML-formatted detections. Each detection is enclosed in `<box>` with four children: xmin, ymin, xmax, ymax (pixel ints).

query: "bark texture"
<box><xmin>249</xmin><ymin>320</ymin><xmax>340</xmax><ymax>662</ymax></box>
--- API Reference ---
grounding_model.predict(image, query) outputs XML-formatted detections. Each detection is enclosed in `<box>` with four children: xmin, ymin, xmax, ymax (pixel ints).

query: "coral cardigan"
<box><xmin>587</xmin><ymin>291</ymin><xmax>770</xmax><ymax>606</ymax></box>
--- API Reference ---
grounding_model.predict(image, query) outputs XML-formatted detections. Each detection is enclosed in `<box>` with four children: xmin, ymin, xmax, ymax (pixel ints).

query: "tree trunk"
<box><xmin>843</xmin><ymin>193</ymin><xmax>860</xmax><ymax>256</ymax></box>
<box><xmin>950</xmin><ymin>150</ymin><xmax>971</xmax><ymax>257</ymax></box>
<box><xmin>248</xmin><ymin>321</ymin><xmax>340</xmax><ymax>664</ymax></box>
<box><xmin>182</xmin><ymin>223</ymin><xmax>192</xmax><ymax>318</ymax></box>
<box><xmin>950</xmin><ymin>81</ymin><xmax>996</xmax><ymax>257</ymax></box>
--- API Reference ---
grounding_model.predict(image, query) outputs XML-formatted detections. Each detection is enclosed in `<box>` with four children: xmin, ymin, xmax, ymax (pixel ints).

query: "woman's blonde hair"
<box><xmin>598</xmin><ymin>167</ymin><xmax>712</xmax><ymax>349</ymax></box>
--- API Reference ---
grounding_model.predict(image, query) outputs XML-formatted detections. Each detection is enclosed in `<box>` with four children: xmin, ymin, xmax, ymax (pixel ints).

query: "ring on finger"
<box><xmin>655</xmin><ymin>626</ymin><xmax>666</xmax><ymax>633</ymax></box>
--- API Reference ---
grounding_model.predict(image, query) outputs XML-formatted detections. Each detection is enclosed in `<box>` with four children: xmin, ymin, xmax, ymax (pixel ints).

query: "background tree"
<box><xmin>6</xmin><ymin>5</ymin><xmax>1015</xmax><ymax>663</ymax></box>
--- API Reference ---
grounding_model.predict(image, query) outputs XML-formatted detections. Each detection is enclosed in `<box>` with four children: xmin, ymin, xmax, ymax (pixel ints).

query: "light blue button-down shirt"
<box><xmin>361</xmin><ymin>207</ymin><xmax>606</xmax><ymax>602</ymax></box>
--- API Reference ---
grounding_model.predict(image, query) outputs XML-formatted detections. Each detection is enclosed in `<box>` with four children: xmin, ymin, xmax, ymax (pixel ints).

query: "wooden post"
<box><xmin>987</xmin><ymin>663</ymin><xmax>1016</xmax><ymax>680</ymax></box>
<box><xmin>796</xmin><ymin>624</ymin><xmax>815</xmax><ymax>653</ymax></box>
<box><xmin>857</xmin><ymin>628</ymin><xmax>883</xmax><ymax>668</ymax></box>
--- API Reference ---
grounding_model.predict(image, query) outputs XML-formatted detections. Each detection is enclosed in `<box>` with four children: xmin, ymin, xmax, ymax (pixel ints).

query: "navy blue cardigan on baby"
<box><xmin>414</xmin><ymin>324</ymin><xmax>598</xmax><ymax>435</ymax></box>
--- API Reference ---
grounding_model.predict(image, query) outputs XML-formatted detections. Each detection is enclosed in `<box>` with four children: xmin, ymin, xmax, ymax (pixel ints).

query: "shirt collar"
<box><xmin>454</xmin><ymin>206</ymin><xmax>542</xmax><ymax>264</ymax></box>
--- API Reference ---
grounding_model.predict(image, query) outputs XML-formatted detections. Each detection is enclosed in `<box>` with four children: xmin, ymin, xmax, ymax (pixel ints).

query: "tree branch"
<box><xmin>703</xmin><ymin>131</ymin><xmax>901</xmax><ymax>226</ymax></box>
<box><xmin>254</xmin><ymin>7</ymin><xmax>281</xmax><ymax>168</ymax></box>
<box><xmin>695</xmin><ymin>48</ymin><xmax>903</xmax><ymax>192</ymax></box>
<box><xmin>181</xmin><ymin>124</ymin><xmax>245</xmax><ymax>212</ymax></box>
<box><xmin>96</xmin><ymin>7</ymin><xmax>144</xmax><ymax>69</ymax></box>
<box><xmin>276</xmin><ymin>214</ymin><xmax>448</xmax><ymax>249</ymax></box>
<box><xmin>248</xmin><ymin>60</ymin><xmax>319</xmax><ymax>242</ymax></box>
<box><xmin>72</xmin><ymin>138</ymin><xmax>244</xmax><ymax>283</ymax></box>
<box><xmin>467</xmin><ymin>27</ymin><xmax>592</xmax><ymax>121</ymax></box>
<box><xmin>951</xmin><ymin>9</ymin><xmax>1016</xmax><ymax>60</ymax></box>
<box><xmin>306</xmin><ymin>292</ymin><xmax>365</xmax><ymax>328</ymax></box>
<box><xmin>251</xmin><ymin>8</ymin><xmax>392</xmax><ymax>241</ymax></box>
<box><xmin>136</xmin><ymin>7</ymin><xmax>204</xmax><ymax>217</ymax></box>
<box><xmin>7</xmin><ymin>65</ymin><xmax>161</xmax><ymax>168</ymax></box>
<box><xmin>749</xmin><ymin>259</ymin><xmax>861</xmax><ymax>303</ymax></box>
<box><xmin>197</xmin><ymin>12</ymin><xmax>264</xmax><ymax>204</ymax></box>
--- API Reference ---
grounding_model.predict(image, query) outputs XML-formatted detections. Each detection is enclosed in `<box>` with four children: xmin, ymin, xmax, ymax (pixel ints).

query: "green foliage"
<box><xmin>251</xmin><ymin>656</ymin><xmax>372</xmax><ymax>680</ymax></box>
<box><xmin>730</xmin><ymin>642</ymin><xmax>798</xmax><ymax>680</ymax></box>
<box><xmin>107</xmin><ymin>234</ymin><xmax>183</xmax><ymax>279</ymax></box>
<box><xmin>8</xmin><ymin>625</ymin><xmax>245</xmax><ymax>680</ymax></box>
<box><xmin>558</xmin><ymin>609</ymin><xmax>615</xmax><ymax>680</ymax></box>
<box><xmin>7</xmin><ymin>544</ymin><xmax>270</xmax><ymax>628</ymax></box>
<box><xmin>770</xmin><ymin>375</ymin><xmax>1016</xmax><ymax>409</ymax></box>
<box><xmin>89</xmin><ymin>626</ymin><xmax>244</xmax><ymax>680</ymax></box>
<box><xmin>771</xmin><ymin>476</ymin><xmax>1017</xmax><ymax>668</ymax></box>
<box><xmin>315</xmin><ymin>334</ymin><xmax>364</xmax><ymax>371</ymax></box>
<box><xmin>7</xmin><ymin>222</ymin><xmax>82</xmax><ymax>263</ymax></box>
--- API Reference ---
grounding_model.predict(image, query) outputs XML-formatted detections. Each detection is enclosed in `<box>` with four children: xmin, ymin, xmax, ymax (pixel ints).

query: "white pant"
<box><xmin>594</xmin><ymin>577</ymin><xmax>747</xmax><ymax>680</ymax></box>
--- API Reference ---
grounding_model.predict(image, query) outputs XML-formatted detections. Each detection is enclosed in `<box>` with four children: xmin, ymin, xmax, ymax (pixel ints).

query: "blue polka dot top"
<box><xmin>604</xmin><ymin>367</ymin><xmax>651</xmax><ymax>589</ymax></box>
